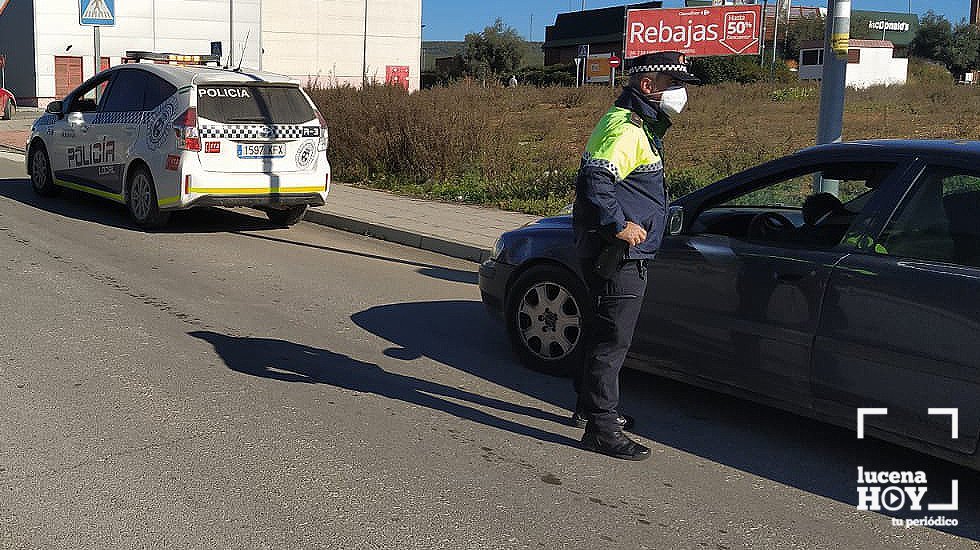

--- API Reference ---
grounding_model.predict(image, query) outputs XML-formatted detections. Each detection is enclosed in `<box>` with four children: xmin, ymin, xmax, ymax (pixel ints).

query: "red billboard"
<box><xmin>625</xmin><ymin>6</ymin><xmax>762</xmax><ymax>58</ymax></box>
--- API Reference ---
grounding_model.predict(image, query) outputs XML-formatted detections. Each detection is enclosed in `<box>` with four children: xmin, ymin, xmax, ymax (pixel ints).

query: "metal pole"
<box><xmin>229</xmin><ymin>0</ymin><xmax>234</xmax><ymax>67</ymax></box>
<box><xmin>771</xmin><ymin>0</ymin><xmax>781</xmax><ymax>79</ymax></box>
<box><xmin>152</xmin><ymin>0</ymin><xmax>157</xmax><ymax>50</ymax></box>
<box><xmin>814</xmin><ymin>0</ymin><xmax>850</xmax><ymax>195</ymax></box>
<box><xmin>363</xmin><ymin>0</ymin><xmax>369</xmax><ymax>86</ymax></box>
<box><xmin>94</xmin><ymin>26</ymin><xmax>101</xmax><ymax>100</ymax></box>
<box><xmin>582</xmin><ymin>0</ymin><xmax>586</xmax><ymax>11</ymax></box>
<box><xmin>759</xmin><ymin>0</ymin><xmax>768</xmax><ymax>65</ymax></box>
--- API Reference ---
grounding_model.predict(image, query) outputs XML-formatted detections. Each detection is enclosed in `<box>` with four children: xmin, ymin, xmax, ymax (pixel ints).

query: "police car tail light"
<box><xmin>174</xmin><ymin>108</ymin><xmax>201</xmax><ymax>152</ymax></box>
<box><xmin>315</xmin><ymin>109</ymin><xmax>328</xmax><ymax>152</ymax></box>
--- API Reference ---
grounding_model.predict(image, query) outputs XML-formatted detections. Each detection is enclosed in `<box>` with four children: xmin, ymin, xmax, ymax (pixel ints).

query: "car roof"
<box><xmin>106</xmin><ymin>63</ymin><xmax>299</xmax><ymax>87</ymax></box>
<box><xmin>796</xmin><ymin>139</ymin><xmax>980</xmax><ymax>161</ymax></box>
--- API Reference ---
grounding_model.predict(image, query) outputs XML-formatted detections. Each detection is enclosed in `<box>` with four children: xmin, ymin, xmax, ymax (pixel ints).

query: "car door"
<box><xmin>633</xmin><ymin>160</ymin><xmax>902</xmax><ymax>405</ymax></box>
<box><xmin>814</xmin><ymin>163</ymin><xmax>980</xmax><ymax>455</ymax></box>
<box><xmin>91</xmin><ymin>68</ymin><xmax>153</xmax><ymax>196</ymax></box>
<box><xmin>51</xmin><ymin>72</ymin><xmax>116</xmax><ymax>196</ymax></box>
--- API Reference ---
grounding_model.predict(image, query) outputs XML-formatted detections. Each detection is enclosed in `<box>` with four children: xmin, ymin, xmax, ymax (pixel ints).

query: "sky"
<box><xmin>421</xmin><ymin>0</ymin><xmax>972</xmax><ymax>41</ymax></box>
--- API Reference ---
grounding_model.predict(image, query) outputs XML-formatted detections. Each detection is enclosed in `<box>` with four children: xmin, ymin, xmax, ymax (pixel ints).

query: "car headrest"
<box><xmin>802</xmin><ymin>192</ymin><xmax>844</xmax><ymax>226</ymax></box>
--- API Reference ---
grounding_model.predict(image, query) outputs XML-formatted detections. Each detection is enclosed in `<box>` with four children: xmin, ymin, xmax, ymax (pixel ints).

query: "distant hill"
<box><xmin>422</xmin><ymin>41</ymin><xmax>544</xmax><ymax>72</ymax></box>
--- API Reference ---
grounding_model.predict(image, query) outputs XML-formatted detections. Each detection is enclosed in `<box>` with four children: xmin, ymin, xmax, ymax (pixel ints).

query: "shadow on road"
<box><xmin>0</xmin><ymin>177</ymin><xmax>477</xmax><ymax>285</ymax></box>
<box><xmin>189</xmin><ymin>330</ymin><xmax>578</xmax><ymax>448</ymax></box>
<box><xmin>350</xmin><ymin>299</ymin><xmax>980</xmax><ymax>541</ymax></box>
<box><xmin>0</xmin><ymin>176</ymin><xmax>279</xmax><ymax>232</ymax></box>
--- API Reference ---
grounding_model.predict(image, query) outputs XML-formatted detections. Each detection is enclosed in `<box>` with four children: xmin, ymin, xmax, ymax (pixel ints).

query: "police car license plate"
<box><xmin>237</xmin><ymin>144</ymin><xmax>286</xmax><ymax>159</ymax></box>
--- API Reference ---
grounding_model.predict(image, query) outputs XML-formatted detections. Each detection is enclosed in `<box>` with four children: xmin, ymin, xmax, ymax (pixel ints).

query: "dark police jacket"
<box><xmin>573</xmin><ymin>87</ymin><xmax>671</xmax><ymax>261</ymax></box>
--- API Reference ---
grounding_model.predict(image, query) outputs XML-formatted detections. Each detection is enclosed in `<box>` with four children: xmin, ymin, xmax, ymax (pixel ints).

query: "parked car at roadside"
<box><xmin>481</xmin><ymin>140</ymin><xmax>980</xmax><ymax>469</ymax></box>
<box><xmin>27</xmin><ymin>51</ymin><xmax>330</xmax><ymax>228</ymax></box>
<box><xmin>0</xmin><ymin>87</ymin><xmax>15</xmax><ymax>120</ymax></box>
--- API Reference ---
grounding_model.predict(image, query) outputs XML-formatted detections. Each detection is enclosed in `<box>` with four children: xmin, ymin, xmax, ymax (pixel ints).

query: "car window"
<box><xmin>875</xmin><ymin>168</ymin><xmax>980</xmax><ymax>268</ymax></box>
<box><xmin>143</xmin><ymin>74</ymin><xmax>177</xmax><ymax>110</ymax></box>
<box><xmin>67</xmin><ymin>75</ymin><xmax>112</xmax><ymax>113</ymax></box>
<box><xmin>101</xmin><ymin>70</ymin><xmax>149</xmax><ymax>113</ymax></box>
<box><xmin>694</xmin><ymin>162</ymin><xmax>897</xmax><ymax>248</ymax></box>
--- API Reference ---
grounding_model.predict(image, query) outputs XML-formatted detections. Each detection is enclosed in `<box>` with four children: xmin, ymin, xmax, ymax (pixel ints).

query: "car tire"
<box><xmin>127</xmin><ymin>165</ymin><xmax>171</xmax><ymax>229</ymax></box>
<box><xmin>505</xmin><ymin>264</ymin><xmax>590</xmax><ymax>377</ymax></box>
<box><xmin>266</xmin><ymin>205</ymin><xmax>307</xmax><ymax>227</ymax></box>
<box><xmin>2</xmin><ymin>100</ymin><xmax>13</xmax><ymax>120</ymax></box>
<box><xmin>29</xmin><ymin>145</ymin><xmax>60</xmax><ymax>197</ymax></box>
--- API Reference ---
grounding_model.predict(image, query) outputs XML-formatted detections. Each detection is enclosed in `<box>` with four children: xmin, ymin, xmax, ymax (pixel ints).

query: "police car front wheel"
<box><xmin>29</xmin><ymin>145</ymin><xmax>59</xmax><ymax>197</ymax></box>
<box><xmin>127</xmin><ymin>166</ymin><xmax>171</xmax><ymax>229</ymax></box>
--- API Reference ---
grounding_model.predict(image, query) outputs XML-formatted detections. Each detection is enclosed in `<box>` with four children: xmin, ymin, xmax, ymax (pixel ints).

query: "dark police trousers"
<box><xmin>575</xmin><ymin>258</ymin><xmax>648</xmax><ymax>434</ymax></box>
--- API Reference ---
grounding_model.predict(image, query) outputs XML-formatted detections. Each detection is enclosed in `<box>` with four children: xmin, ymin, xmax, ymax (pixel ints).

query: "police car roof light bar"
<box><xmin>125</xmin><ymin>51</ymin><xmax>221</xmax><ymax>66</ymax></box>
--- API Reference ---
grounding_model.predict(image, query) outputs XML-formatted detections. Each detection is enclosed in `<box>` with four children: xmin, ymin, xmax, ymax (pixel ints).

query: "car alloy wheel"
<box><xmin>516</xmin><ymin>281</ymin><xmax>582</xmax><ymax>361</ymax></box>
<box><xmin>130</xmin><ymin>172</ymin><xmax>154</xmax><ymax>221</ymax></box>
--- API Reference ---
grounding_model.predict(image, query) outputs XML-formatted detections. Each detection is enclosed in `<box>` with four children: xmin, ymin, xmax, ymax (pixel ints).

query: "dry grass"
<box><xmin>309</xmin><ymin>71</ymin><xmax>980</xmax><ymax>216</ymax></box>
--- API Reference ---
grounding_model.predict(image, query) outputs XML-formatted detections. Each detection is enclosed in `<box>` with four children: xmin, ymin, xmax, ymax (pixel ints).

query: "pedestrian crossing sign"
<box><xmin>79</xmin><ymin>0</ymin><xmax>115</xmax><ymax>26</ymax></box>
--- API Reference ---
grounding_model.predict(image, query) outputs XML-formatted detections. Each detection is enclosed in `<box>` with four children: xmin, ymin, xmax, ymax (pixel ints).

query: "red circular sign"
<box><xmin>609</xmin><ymin>55</ymin><xmax>621</xmax><ymax>68</ymax></box>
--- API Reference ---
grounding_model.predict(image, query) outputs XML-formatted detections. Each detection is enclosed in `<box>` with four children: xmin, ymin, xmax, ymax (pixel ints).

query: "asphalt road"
<box><xmin>0</xmin><ymin>153</ymin><xmax>978</xmax><ymax>550</ymax></box>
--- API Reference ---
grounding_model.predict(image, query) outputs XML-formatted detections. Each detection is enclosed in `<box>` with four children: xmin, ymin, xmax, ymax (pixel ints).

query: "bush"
<box><xmin>907</xmin><ymin>58</ymin><xmax>953</xmax><ymax>85</ymax></box>
<box><xmin>309</xmin><ymin>78</ymin><xmax>980</xmax><ymax>216</ymax></box>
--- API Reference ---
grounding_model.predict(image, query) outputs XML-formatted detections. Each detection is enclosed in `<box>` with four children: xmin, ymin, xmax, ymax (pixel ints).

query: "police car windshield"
<box><xmin>197</xmin><ymin>84</ymin><xmax>315</xmax><ymax>125</ymax></box>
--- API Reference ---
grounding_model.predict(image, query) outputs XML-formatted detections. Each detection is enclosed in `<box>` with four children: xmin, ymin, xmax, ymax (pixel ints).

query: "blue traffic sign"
<box><xmin>79</xmin><ymin>0</ymin><xmax>115</xmax><ymax>26</ymax></box>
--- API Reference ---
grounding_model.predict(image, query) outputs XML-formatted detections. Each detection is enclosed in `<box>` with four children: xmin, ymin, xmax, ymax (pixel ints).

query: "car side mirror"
<box><xmin>668</xmin><ymin>206</ymin><xmax>684</xmax><ymax>235</ymax></box>
<box><xmin>46</xmin><ymin>101</ymin><xmax>63</xmax><ymax>116</ymax></box>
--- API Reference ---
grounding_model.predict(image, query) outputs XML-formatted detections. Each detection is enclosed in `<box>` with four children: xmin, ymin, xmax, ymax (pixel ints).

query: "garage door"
<box><xmin>55</xmin><ymin>56</ymin><xmax>83</xmax><ymax>98</ymax></box>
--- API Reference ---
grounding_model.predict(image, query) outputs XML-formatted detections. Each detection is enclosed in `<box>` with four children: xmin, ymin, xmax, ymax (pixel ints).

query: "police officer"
<box><xmin>571</xmin><ymin>51</ymin><xmax>700</xmax><ymax>461</ymax></box>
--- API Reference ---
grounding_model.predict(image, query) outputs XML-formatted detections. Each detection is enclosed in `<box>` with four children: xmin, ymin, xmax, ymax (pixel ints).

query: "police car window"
<box><xmin>67</xmin><ymin>75</ymin><xmax>111</xmax><ymax>113</ymax></box>
<box><xmin>143</xmin><ymin>74</ymin><xmax>177</xmax><ymax>110</ymax></box>
<box><xmin>196</xmin><ymin>85</ymin><xmax>315</xmax><ymax>125</ymax></box>
<box><xmin>101</xmin><ymin>70</ymin><xmax>149</xmax><ymax>113</ymax></box>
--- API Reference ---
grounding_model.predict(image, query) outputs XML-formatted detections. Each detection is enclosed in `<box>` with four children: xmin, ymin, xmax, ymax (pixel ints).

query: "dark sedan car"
<box><xmin>480</xmin><ymin>140</ymin><xmax>980</xmax><ymax>468</ymax></box>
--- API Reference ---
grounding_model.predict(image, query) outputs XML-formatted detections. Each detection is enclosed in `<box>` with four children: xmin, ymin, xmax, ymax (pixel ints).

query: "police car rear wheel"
<box><xmin>29</xmin><ymin>146</ymin><xmax>59</xmax><ymax>197</ymax></box>
<box><xmin>505</xmin><ymin>265</ymin><xmax>588</xmax><ymax>377</ymax></box>
<box><xmin>266</xmin><ymin>205</ymin><xmax>307</xmax><ymax>227</ymax></box>
<box><xmin>127</xmin><ymin>166</ymin><xmax>171</xmax><ymax>228</ymax></box>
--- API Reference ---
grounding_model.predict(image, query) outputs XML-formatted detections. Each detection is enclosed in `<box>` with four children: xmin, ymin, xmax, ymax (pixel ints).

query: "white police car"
<box><xmin>27</xmin><ymin>51</ymin><xmax>330</xmax><ymax>228</ymax></box>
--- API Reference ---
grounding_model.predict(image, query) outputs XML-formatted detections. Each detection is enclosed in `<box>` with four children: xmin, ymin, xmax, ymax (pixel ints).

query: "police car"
<box><xmin>27</xmin><ymin>51</ymin><xmax>330</xmax><ymax>228</ymax></box>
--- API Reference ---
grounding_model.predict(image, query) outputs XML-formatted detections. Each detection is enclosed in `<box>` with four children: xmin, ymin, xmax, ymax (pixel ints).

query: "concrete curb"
<box><xmin>0</xmin><ymin>146</ymin><xmax>492</xmax><ymax>264</ymax></box>
<box><xmin>0</xmin><ymin>144</ymin><xmax>26</xmax><ymax>155</ymax></box>
<box><xmin>303</xmin><ymin>208</ymin><xmax>491</xmax><ymax>264</ymax></box>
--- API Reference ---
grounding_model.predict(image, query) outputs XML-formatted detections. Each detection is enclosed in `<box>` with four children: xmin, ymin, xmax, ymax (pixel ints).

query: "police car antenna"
<box><xmin>235</xmin><ymin>30</ymin><xmax>251</xmax><ymax>72</ymax></box>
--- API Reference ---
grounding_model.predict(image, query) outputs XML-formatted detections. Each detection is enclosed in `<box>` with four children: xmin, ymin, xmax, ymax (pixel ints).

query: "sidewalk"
<box><xmin>0</xmin><ymin>121</ymin><xmax>538</xmax><ymax>263</ymax></box>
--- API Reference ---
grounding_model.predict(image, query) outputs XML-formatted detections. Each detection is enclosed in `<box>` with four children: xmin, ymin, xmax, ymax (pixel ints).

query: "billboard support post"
<box><xmin>815</xmin><ymin>0</ymin><xmax>850</xmax><ymax>195</ymax></box>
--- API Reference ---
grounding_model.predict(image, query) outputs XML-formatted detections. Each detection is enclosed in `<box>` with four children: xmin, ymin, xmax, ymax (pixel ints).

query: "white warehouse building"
<box><xmin>0</xmin><ymin>0</ymin><xmax>422</xmax><ymax>106</ymax></box>
<box><xmin>798</xmin><ymin>39</ymin><xmax>908</xmax><ymax>89</ymax></box>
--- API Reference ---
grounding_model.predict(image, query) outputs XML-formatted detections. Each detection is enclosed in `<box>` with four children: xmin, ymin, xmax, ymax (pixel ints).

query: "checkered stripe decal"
<box><xmin>628</xmin><ymin>64</ymin><xmax>689</xmax><ymax>75</ymax></box>
<box><xmin>582</xmin><ymin>153</ymin><xmax>621</xmax><ymax>181</ymax></box>
<box><xmin>93</xmin><ymin>111</ymin><xmax>150</xmax><ymax>125</ymax></box>
<box><xmin>199</xmin><ymin>125</ymin><xmax>310</xmax><ymax>140</ymax></box>
<box><xmin>633</xmin><ymin>162</ymin><xmax>663</xmax><ymax>173</ymax></box>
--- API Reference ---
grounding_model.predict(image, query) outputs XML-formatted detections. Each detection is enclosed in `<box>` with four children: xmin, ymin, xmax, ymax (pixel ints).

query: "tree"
<box><xmin>462</xmin><ymin>19</ymin><xmax>529</xmax><ymax>81</ymax></box>
<box><xmin>910</xmin><ymin>11</ymin><xmax>953</xmax><ymax>64</ymax></box>
<box><xmin>947</xmin><ymin>22</ymin><xmax>980</xmax><ymax>74</ymax></box>
<box><xmin>784</xmin><ymin>15</ymin><xmax>825</xmax><ymax>62</ymax></box>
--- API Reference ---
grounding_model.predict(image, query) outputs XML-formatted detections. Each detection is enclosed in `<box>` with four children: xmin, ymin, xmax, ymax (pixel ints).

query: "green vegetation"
<box><xmin>309</xmin><ymin>76</ymin><xmax>980</xmax><ymax>216</ymax></box>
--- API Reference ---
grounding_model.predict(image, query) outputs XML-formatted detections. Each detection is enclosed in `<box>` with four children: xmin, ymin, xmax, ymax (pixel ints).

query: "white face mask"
<box><xmin>652</xmin><ymin>86</ymin><xmax>688</xmax><ymax>117</ymax></box>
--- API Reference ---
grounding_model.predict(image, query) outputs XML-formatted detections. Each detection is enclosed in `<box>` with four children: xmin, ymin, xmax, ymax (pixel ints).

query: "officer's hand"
<box><xmin>616</xmin><ymin>222</ymin><xmax>647</xmax><ymax>247</ymax></box>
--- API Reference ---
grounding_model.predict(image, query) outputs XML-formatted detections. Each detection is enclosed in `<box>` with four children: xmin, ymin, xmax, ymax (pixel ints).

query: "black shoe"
<box><xmin>581</xmin><ymin>430</ymin><xmax>651</xmax><ymax>461</ymax></box>
<box><xmin>571</xmin><ymin>411</ymin><xmax>634</xmax><ymax>431</ymax></box>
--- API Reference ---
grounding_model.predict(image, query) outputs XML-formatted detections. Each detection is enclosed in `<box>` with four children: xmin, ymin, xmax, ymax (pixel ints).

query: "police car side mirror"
<box><xmin>668</xmin><ymin>206</ymin><xmax>684</xmax><ymax>235</ymax></box>
<box><xmin>46</xmin><ymin>101</ymin><xmax>63</xmax><ymax>117</ymax></box>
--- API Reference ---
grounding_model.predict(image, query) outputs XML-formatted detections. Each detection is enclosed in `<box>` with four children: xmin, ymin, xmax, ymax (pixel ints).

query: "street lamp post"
<box><xmin>229</xmin><ymin>0</ymin><xmax>234</xmax><ymax>67</ymax></box>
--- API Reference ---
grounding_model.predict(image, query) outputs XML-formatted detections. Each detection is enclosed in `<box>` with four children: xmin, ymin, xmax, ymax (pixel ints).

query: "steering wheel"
<box><xmin>747</xmin><ymin>212</ymin><xmax>795</xmax><ymax>242</ymax></box>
